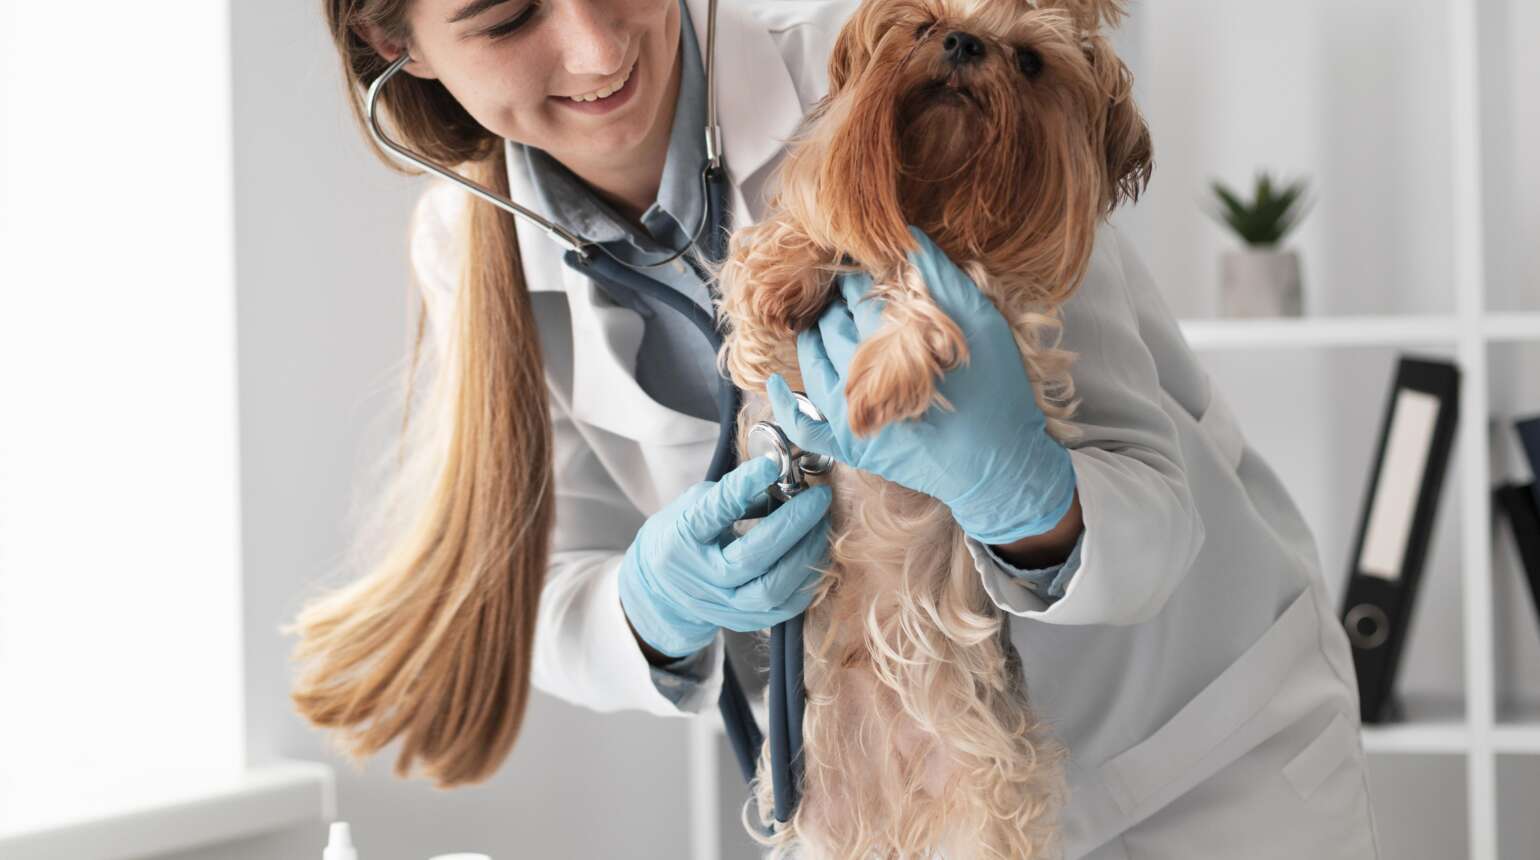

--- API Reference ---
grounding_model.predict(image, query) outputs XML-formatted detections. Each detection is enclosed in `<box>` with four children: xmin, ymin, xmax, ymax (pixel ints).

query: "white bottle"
<box><xmin>324</xmin><ymin>822</ymin><xmax>358</xmax><ymax>860</ymax></box>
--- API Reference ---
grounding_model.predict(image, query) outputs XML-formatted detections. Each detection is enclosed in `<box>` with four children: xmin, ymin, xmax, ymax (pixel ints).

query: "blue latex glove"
<box><xmin>766</xmin><ymin>226</ymin><xmax>1076</xmax><ymax>546</ymax></box>
<box><xmin>617</xmin><ymin>453</ymin><xmax>833</xmax><ymax>658</ymax></box>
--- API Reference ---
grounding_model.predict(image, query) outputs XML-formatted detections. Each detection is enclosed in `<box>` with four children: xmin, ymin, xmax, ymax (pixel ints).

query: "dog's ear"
<box><xmin>1083</xmin><ymin>32</ymin><xmax>1151</xmax><ymax>211</ymax></box>
<box><xmin>1036</xmin><ymin>0</ymin><xmax>1129</xmax><ymax>34</ymax></box>
<box><xmin>826</xmin><ymin>5</ymin><xmax>873</xmax><ymax>95</ymax></box>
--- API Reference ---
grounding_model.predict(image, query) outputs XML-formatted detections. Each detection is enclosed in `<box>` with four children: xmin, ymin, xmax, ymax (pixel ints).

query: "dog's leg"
<box><xmin>841</xmin><ymin>265</ymin><xmax>971</xmax><ymax>438</ymax></box>
<box><xmin>718</xmin><ymin>215</ymin><xmax>835</xmax><ymax>393</ymax></box>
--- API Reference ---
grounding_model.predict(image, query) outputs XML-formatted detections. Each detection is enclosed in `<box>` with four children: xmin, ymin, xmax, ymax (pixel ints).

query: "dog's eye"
<box><xmin>1016</xmin><ymin>46</ymin><xmax>1044</xmax><ymax>78</ymax></box>
<box><xmin>915</xmin><ymin>20</ymin><xmax>937</xmax><ymax>39</ymax></box>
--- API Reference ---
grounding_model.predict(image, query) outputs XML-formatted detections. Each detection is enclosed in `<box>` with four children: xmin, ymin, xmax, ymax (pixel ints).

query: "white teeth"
<box><xmin>569</xmin><ymin>62</ymin><xmax>634</xmax><ymax>102</ymax></box>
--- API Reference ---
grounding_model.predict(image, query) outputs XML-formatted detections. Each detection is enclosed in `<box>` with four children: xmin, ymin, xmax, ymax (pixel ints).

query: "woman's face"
<box><xmin>393</xmin><ymin>0</ymin><xmax>681</xmax><ymax>166</ymax></box>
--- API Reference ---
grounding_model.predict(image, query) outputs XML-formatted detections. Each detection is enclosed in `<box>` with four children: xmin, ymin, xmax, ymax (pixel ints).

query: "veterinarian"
<box><xmin>295</xmin><ymin>0</ymin><xmax>1382</xmax><ymax>856</ymax></box>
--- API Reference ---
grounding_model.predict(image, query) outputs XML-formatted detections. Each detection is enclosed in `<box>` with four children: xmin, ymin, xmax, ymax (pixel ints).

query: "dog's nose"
<box><xmin>942</xmin><ymin>31</ymin><xmax>986</xmax><ymax>66</ymax></box>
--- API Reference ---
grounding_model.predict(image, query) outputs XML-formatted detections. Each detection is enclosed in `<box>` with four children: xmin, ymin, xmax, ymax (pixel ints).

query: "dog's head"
<box><xmin>778</xmin><ymin>0</ymin><xmax>1151</xmax><ymax>295</ymax></box>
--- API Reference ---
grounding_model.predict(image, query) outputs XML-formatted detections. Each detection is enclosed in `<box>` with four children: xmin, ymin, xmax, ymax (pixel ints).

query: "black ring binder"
<box><xmin>1339</xmin><ymin>355</ymin><xmax>1460</xmax><ymax>725</ymax></box>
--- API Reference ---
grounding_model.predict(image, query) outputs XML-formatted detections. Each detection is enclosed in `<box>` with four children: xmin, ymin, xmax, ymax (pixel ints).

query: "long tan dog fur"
<box><xmin>714</xmin><ymin>1</ymin><xmax>1152</xmax><ymax>856</ymax></box>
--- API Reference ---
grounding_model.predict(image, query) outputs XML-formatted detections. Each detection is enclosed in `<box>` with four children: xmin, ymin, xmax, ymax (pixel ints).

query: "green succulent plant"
<box><xmin>1208</xmin><ymin>171</ymin><xmax>1312</xmax><ymax>247</ymax></box>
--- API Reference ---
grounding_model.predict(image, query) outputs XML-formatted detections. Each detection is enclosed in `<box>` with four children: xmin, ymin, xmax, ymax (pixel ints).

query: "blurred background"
<box><xmin>1</xmin><ymin>1</ymin><xmax>1538</xmax><ymax>858</ymax></box>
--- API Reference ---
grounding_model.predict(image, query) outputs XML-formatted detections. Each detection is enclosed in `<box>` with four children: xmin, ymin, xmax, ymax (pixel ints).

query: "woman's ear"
<box><xmin>357</xmin><ymin>18</ymin><xmax>439</xmax><ymax>79</ymax></box>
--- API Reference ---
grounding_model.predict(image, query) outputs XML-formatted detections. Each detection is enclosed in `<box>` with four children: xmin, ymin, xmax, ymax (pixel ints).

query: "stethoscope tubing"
<box><xmin>568</xmin><ymin>229</ymin><xmax>805</xmax><ymax>826</ymax></box>
<box><xmin>567</xmin><ymin>215</ymin><xmax>806</xmax><ymax>827</ymax></box>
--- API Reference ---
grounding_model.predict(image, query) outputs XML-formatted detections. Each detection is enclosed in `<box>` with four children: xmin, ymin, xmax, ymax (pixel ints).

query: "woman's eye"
<box><xmin>485</xmin><ymin>3</ymin><xmax>538</xmax><ymax>39</ymax></box>
<box><xmin>1016</xmin><ymin>46</ymin><xmax>1044</xmax><ymax>78</ymax></box>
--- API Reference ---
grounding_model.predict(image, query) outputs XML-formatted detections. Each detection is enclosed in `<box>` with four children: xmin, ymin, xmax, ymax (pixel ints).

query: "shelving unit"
<box><xmin>1121</xmin><ymin>0</ymin><xmax>1537</xmax><ymax>855</ymax></box>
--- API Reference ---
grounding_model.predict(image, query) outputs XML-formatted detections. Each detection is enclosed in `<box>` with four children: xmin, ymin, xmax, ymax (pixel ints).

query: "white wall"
<box><xmin>0</xmin><ymin>0</ymin><xmax>247</xmax><ymax>838</ymax></box>
<box><xmin>1132</xmin><ymin>0</ymin><xmax>1460</xmax><ymax>320</ymax></box>
<box><xmin>1479</xmin><ymin>0</ymin><xmax>1540</xmax><ymax>313</ymax></box>
<box><xmin>177</xmin><ymin>1</ymin><xmax>697</xmax><ymax>857</ymax></box>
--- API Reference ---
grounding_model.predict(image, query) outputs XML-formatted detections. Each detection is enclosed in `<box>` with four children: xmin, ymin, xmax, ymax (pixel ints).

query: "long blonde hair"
<box><xmin>285</xmin><ymin>0</ymin><xmax>554</xmax><ymax>788</ymax></box>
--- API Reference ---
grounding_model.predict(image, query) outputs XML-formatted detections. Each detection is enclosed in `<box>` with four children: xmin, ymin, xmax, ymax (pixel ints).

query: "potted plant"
<box><xmin>1207</xmin><ymin>171</ymin><xmax>1313</xmax><ymax>317</ymax></box>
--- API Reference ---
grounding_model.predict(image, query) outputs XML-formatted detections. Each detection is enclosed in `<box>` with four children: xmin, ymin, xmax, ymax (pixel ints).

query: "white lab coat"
<box><xmin>405</xmin><ymin>0</ymin><xmax>1383</xmax><ymax>856</ymax></box>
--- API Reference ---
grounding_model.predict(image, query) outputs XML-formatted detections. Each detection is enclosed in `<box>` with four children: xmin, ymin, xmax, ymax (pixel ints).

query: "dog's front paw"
<box><xmin>719</xmin><ymin>218</ymin><xmax>835</xmax><ymax>339</ymax></box>
<box><xmin>841</xmin><ymin>301</ymin><xmax>967</xmax><ymax>437</ymax></box>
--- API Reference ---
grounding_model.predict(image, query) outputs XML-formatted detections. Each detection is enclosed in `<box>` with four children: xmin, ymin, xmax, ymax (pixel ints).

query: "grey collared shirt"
<box><xmin>515</xmin><ymin>0</ymin><xmax>721</xmax><ymax>426</ymax></box>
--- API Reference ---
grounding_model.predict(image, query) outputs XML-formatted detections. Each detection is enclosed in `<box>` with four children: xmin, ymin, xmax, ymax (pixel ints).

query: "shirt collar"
<box><xmin>501</xmin><ymin>0</ymin><xmax>809</xmax><ymax>283</ymax></box>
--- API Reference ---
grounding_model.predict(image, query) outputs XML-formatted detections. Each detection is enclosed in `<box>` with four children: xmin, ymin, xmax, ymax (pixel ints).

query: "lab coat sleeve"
<box><xmin>529</xmin><ymin>390</ymin><xmax>727</xmax><ymax>717</ymax></box>
<box><xmin>961</xmin><ymin>225</ymin><xmax>1206</xmax><ymax>626</ymax></box>
<box><xmin>981</xmin><ymin>532</ymin><xmax>1084</xmax><ymax>604</ymax></box>
<box><xmin>406</xmin><ymin>185</ymin><xmax>725</xmax><ymax>718</ymax></box>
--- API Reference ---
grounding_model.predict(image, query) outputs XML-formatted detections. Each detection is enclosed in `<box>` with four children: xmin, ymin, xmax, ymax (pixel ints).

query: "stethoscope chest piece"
<box><xmin>746</xmin><ymin>392</ymin><xmax>835</xmax><ymax>502</ymax></box>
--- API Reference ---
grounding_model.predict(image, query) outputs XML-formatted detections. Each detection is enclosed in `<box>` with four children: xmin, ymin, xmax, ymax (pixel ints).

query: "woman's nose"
<box><xmin>557</xmin><ymin>0</ymin><xmax>629</xmax><ymax>78</ymax></box>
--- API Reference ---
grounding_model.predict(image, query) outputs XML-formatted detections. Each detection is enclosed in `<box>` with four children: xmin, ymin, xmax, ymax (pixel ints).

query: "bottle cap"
<box><xmin>323</xmin><ymin>821</ymin><xmax>358</xmax><ymax>860</ymax></box>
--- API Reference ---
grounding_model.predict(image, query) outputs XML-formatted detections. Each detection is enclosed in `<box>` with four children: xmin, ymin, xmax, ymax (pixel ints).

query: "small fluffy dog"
<box><xmin>715</xmin><ymin>0</ymin><xmax>1152</xmax><ymax>857</ymax></box>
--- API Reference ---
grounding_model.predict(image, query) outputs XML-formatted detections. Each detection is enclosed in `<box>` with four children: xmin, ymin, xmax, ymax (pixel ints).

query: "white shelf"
<box><xmin>1177</xmin><ymin>312</ymin><xmax>1540</xmax><ymax>352</ymax></box>
<box><xmin>1361</xmin><ymin>695</ymin><xmax>1469</xmax><ymax>754</ymax></box>
<box><xmin>1483</xmin><ymin>311</ymin><xmax>1540</xmax><ymax>342</ymax></box>
<box><xmin>1492</xmin><ymin>725</ymin><xmax>1540</xmax><ymax>755</ymax></box>
<box><xmin>0</xmin><ymin>760</ymin><xmax>334</xmax><ymax>860</ymax></box>
<box><xmin>1364</xmin><ymin>723</ymin><xmax>1471</xmax><ymax>755</ymax></box>
<box><xmin>1494</xmin><ymin>702</ymin><xmax>1540</xmax><ymax>754</ymax></box>
<box><xmin>1179</xmin><ymin>314</ymin><xmax>1460</xmax><ymax>351</ymax></box>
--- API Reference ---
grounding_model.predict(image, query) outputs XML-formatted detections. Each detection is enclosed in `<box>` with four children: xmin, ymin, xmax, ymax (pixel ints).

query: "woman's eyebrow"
<box><xmin>448</xmin><ymin>0</ymin><xmax>513</xmax><ymax>24</ymax></box>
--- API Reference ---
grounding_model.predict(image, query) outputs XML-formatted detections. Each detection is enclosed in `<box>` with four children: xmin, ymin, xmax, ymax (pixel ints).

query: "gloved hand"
<box><xmin>617</xmin><ymin>453</ymin><xmax>833</xmax><ymax>658</ymax></box>
<box><xmin>766</xmin><ymin>226</ymin><xmax>1076</xmax><ymax>546</ymax></box>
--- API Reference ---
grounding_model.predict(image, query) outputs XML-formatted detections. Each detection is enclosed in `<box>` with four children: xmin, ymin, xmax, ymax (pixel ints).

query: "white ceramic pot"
<box><xmin>1219</xmin><ymin>247</ymin><xmax>1303</xmax><ymax>317</ymax></box>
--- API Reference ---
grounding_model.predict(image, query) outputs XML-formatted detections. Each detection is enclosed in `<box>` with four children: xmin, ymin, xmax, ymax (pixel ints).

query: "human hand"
<box><xmin>766</xmin><ymin>226</ymin><xmax>1076</xmax><ymax>545</ymax></box>
<box><xmin>617</xmin><ymin>454</ymin><xmax>833</xmax><ymax>658</ymax></box>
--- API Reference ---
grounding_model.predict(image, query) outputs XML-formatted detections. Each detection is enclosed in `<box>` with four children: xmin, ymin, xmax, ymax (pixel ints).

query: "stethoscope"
<box><xmin>363</xmin><ymin>0</ymin><xmax>814</xmax><ymax>828</ymax></box>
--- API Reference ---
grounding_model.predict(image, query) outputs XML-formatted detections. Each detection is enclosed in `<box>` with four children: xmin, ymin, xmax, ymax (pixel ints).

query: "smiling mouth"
<box><xmin>565</xmin><ymin>58</ymin><xmax>638</xmax><ymax>102</ymax></box>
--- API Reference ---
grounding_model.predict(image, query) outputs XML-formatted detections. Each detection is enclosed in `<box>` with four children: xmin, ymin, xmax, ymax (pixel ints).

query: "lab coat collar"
<box><xmin>510</xmin><ymin>0</ymin><xmax>802</xmax><ymax>293</ymax></box>
<box><xmin>693</xmin><ymin>0</ymin><xmax>805</xmax><ymax>189</ymax></box>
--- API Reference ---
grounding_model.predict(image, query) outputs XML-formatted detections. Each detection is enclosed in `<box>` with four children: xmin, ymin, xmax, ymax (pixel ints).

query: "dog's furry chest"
<box><xmin>813</xmin><ymin>464</ymin><xmax>961</xmax><ymax>659</ymax></box>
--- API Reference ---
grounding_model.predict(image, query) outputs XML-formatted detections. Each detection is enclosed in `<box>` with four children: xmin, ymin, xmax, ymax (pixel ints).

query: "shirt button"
<box><xmin>672</xmin><ymin>260</ymin><xmax>686</xmax><ymax>274</ymax></box>
<box><xmin>659</xmin><ymin>675</ymin><xmax>681</xmax><ymax>688</ymax></box>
